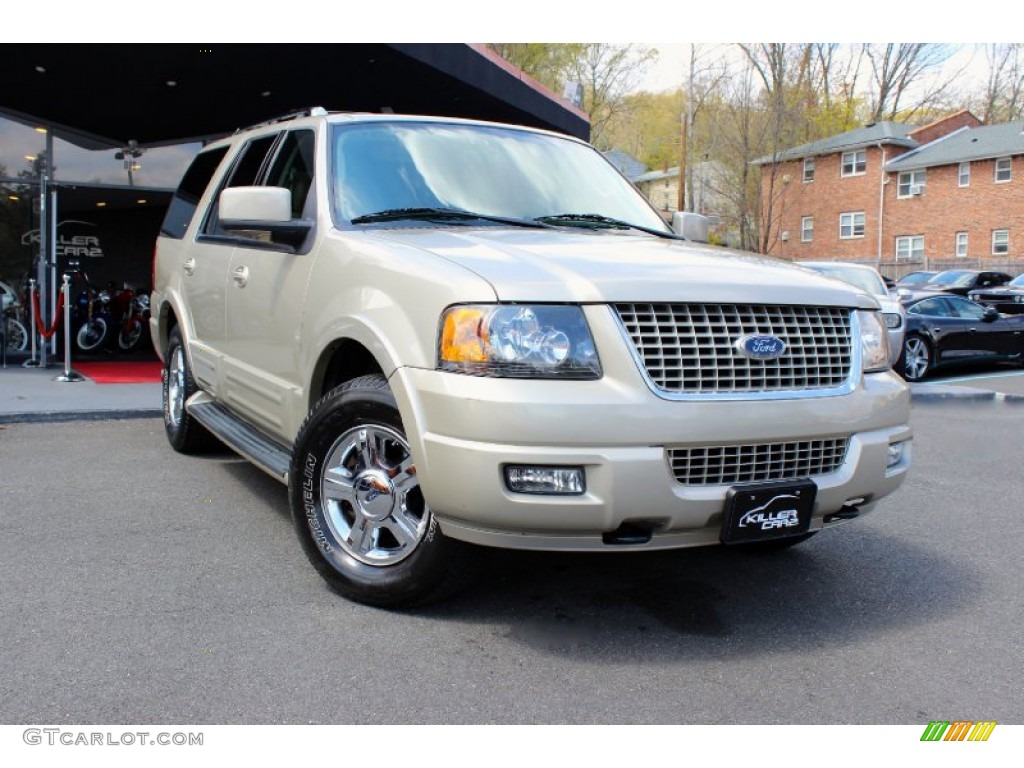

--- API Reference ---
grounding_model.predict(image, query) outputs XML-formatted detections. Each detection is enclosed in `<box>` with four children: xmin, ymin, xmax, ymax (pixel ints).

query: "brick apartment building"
<box><xmin>756</xmin><ymin>111</ymin><xmax>1024</xmax><ymax>272</ymax></box>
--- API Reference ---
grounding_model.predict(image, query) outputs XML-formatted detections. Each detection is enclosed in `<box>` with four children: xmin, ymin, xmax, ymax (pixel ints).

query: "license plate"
<box><xmin>720</xmin><ymin>479</ymin><xmax>816</xmax><ymax>544</ymax></box>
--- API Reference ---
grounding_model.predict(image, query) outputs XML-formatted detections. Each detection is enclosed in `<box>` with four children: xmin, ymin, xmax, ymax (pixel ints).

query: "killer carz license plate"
<box><xmin>720</xmin><ymin>479</ymin><xmax>816</xmax><ymax>544</ymax></box>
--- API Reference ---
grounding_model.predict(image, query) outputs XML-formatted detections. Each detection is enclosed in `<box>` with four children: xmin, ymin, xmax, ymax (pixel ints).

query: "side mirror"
<box><xmin>671</xmin><ymin>211</ymin><xmax>710</xmax><ymax>243</ymax></box>
<box><xmin>219</xmin><ymin>186</ymin><xmax>312</xmax><ymax>247</ymax></box>
<box><xmin>983</xmin><ymin>306</ymin><xmax>999</xmax><ymax>322</ymax></box>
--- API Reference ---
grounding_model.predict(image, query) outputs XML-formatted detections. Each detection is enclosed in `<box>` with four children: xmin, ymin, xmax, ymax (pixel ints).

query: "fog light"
<box><xmin>504</xmin><ymin>466</ymin><xmax>585</xmax><ymax>495</ymax></box>
<box><xmin>887</xmin><ymin>441</ymin><xmax>906</xmax><ymax>468</ymax></box>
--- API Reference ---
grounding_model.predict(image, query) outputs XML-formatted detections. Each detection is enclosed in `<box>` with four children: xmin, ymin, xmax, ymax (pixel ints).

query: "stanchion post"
<box><xmin>22</xmin><ymin>278</ymin><xmax>41</xmax><ymax>368</ymax></box>
<box><xmin>54</xmin><ymin>273</ymin><xmax>84</xmax><ymax>383</ymax></box>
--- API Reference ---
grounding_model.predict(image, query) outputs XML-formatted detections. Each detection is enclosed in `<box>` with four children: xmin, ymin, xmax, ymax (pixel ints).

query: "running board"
<box><xmin>188</xmin><ymin>400</ymin><xmax>292</xmax><ymax>484</ymax></box>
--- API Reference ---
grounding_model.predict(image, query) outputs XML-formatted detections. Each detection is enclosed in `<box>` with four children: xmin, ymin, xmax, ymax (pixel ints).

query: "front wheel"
<box><xmin>289</xmin><ymin>375</ymin><xmax>475</xmax><ymax>607</ymax></box>
<box><xmin>900</xmin><ymin>334</ymin><xmax>932</xmax><ymax>382</ymax></box>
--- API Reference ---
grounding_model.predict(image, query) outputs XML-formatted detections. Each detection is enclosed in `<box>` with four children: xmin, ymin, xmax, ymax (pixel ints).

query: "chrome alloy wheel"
<box><xmin>903</xmin><ymin>336</ymin><xmax>930</xmax><ymax>381</ymax></box>
<box><xmin>321</xmin><ymin>425</ymin><xmax>428</xmax><ymax>566</ymax></box>
<box><xmin>167</xmin><ymin>346</ymin><xmax>186</xmax><ymax>428</ymax></box>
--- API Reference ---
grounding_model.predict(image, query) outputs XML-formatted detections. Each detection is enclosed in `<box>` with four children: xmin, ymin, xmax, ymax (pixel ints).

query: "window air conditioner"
<box><xmin>910</xmin><ymin>184</ymin><xmax>925</xmax><ymax>196</ymax></box>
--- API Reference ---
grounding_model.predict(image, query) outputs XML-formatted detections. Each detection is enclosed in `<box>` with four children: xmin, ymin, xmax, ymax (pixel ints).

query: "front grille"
<box><xmin>668</xmin><ymin>438</ymin><xmax>850</xmax><ymax>486</ymax></box>
<box><xmin>615</xmin><ymin>303</ymin><xmax>853</xmax><ymax>394</ymax></box>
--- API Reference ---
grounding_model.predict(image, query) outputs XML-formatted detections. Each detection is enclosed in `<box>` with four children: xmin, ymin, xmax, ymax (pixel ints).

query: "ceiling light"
<box><xmin>261</xmin><ymin>90</ymin><xmax>271</xmax><ymax>97</ymax></box>
<box><xmin>96</xmin><ymin>202</ymin><xmax>107</xmax><ymax>207</ymax></box>
<box><xmin>25</xmin><ymin>155</ymin><xmax>36</xmax><ymax>161</ymax></box>
<box><xmin>35</xmin><ymin>65</ymin><xmax>46</xmax><ymax>74</ymax></box>
<box><xmin>136</xmin><ymin>199</ymin><xmax>147</xmax><ymax>204</ymax></box>
<box><xmin>35</xmin><ymin>127</ymin><xmax>47</xmax><ymax>134</ymax></box>
<box><xmin>166</xmin><ymin>80</ymin><xmax>177</xmax><ymax>87</ymax></box>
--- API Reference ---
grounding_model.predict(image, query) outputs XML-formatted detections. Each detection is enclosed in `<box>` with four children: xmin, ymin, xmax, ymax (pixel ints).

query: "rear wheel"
<box><xmin>901</xmin><ymin>334</ymin><xmax>932</xmax><ymax>382</ymax></box>
<box><xmin>289</xmin><ymin>374</ymin><xmax>476</xmax><ymax>607</ymax></box>
<box><xmin>162</xmin><ymin>326</ymin><xmax>218</xmax><ymax>453</ymax></box>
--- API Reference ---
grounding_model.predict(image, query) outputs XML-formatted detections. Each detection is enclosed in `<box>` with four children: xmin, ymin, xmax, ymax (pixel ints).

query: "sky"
<box><xmin>636</xmin><ymin>43</ymin><xmax>993</xmax><ymax>95</ymax></box>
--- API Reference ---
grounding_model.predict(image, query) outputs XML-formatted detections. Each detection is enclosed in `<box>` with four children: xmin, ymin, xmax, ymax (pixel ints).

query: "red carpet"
<box><xmin>74</xmin><ymin>361</ymin><xmax>163</xmax><ymax>384</ymax></box>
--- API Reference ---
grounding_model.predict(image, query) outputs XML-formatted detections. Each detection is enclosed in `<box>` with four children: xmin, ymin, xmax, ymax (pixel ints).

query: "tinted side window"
<box><xmin>910</xmin><ymin>298</ymin><xmax>948</xmax><ymax>317</ymax></box>
<box><xmin>159</xmin><ymin>146</ymin><xmax>229</xmax><ymax>239</ymax></box>
<box><xmin>266</xmin><ymin>130</ymin><xmax>316</xmax><ymax>218</ymax></box>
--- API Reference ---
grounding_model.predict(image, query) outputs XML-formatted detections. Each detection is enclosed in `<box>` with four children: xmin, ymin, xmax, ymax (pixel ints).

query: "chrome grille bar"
<box><xmin>614</xmin><ymin>303</ymin><xmax>853</xmax><ymax>394</ymax></box>
<box><xmin>668</xmin><ymin>438</ymin><xmax>850</xmax><ymax>486</ymax></box>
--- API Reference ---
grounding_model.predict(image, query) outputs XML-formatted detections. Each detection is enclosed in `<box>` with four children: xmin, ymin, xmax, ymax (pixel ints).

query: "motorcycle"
<box><xmin>111</xmin><ymin>286</ymin><xmax>151</xmax><ymax>353</ymax></box>
<box><xmin>69</xmin><ymin>274</ymin><xmax>114</xmax><ymax>354</ymax></box>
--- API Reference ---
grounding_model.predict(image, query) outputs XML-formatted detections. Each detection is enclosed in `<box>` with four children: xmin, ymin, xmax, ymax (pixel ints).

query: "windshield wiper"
<box><xmin>534</xmin><ymin>213</ymin><xmax>683</xmax><ymax>240</ymax></box>
<box><xmin>350</xmin><ymin>207</ymin><xmax>551</xmax><ymax>229</ymax></box>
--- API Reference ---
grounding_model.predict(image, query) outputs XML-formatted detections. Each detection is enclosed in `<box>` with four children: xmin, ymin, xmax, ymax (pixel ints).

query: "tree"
<box><xmin>978</xmin><ymin>44</ymin><xmax>1024</xmax><ymax>123</ymax></box>
<box><xmin>863</xmin><ymin>44</ymin><xmax>958</xmax><ymax>122</ymax></box>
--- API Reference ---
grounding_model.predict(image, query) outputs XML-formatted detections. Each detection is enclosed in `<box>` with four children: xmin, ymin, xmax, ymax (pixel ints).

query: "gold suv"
<box><xmin>151</xmin><ymin>109</ymin><xmax>912</xmax><ymax>606</ymax></box>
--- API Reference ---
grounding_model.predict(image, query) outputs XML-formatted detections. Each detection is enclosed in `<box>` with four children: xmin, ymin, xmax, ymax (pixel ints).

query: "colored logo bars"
<box><xmin>920</xmin><ymin>721</ymin><xmax>997</xmax><ymax>742</ymax></box>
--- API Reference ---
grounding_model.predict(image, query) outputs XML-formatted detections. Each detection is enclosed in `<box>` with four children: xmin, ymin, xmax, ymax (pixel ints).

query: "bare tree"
<box><xmin>864</xmin><ymin>43</ymin><xmax>958</xmax><ymax>122</ymax></box>
<box><xmin>979</xmin><ymin>43</ymin><xmax>1024</xmax><ymax>123</ymax></box>
<box><xmin>565</xmin><ymin>44</ymin><xmax>657</xmax><ymax>149</ymax></box>
<box><xmin>680</xmin><ymin>44</ymin><xmax>728</xmax><ymax>212</ymax></box>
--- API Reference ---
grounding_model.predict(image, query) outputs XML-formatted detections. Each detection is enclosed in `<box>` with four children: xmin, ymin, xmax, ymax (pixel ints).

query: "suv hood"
<box><xmin>365</xmin><ymin>228</ymin><xmax>879</xmax><ymax>308</ymax></box>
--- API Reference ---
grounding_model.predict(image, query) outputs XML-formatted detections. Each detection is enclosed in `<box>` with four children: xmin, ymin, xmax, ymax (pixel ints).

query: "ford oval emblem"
<box><xmin>734</xmin><ymin>334</ymin><xmax>787</xmax><ymax>360</ymax></box>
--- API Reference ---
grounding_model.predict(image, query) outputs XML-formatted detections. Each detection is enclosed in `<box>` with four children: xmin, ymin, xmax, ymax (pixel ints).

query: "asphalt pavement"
<box><xmin>1</xmin><ymin>401</ymin><xmax>1022</xmax><ymax>726</ymax></box>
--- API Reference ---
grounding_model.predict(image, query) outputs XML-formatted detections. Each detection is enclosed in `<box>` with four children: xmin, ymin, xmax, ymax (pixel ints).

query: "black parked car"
<box><xmin>898</xmin><ymin>294</ymin><xmax>1024</xmax><ymax>382</ymax></box>
<box><xmin>968</xmin><ymin>273</ymin><xmax>1024</xmax><ymax>314</ymax></box>
<box><xmin>913</xmin><ymin>269</ymin><xmax>1012</xmax><ymax>297</ymax></box>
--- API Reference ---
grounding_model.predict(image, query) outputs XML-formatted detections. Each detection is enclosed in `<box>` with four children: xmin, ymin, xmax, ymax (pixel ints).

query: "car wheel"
<box><xmin>76</xmin><ymin>317</ymin><xmax>108</xmax><ymax>352</ymax></box>
<box><xmin>901</xmin><ymin>334</ymin><xmax>931</xmax><ymax>382</ymax></box>
<box><xmin>163</xmin><ymin>325</ymin><xmax>218</xmax><ymax>453</ymax></box>
<box><xmin>289</xmin><ymin>374</ymin><xmax>476</xmax><ymax>607</ymax></box>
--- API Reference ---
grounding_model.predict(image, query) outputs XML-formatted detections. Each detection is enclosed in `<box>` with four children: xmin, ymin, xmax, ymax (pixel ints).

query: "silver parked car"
<box><xmin>798</xmin><ymin>262</ymin><xmax>906</xmax><ymax>366</ymax></box>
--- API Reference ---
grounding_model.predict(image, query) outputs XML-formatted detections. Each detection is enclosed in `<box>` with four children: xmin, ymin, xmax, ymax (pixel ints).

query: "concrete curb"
<box><xmin>0</xmin><ymin>409</ymin><xmax>163</xmax><ymax>425</ymax></box>
<box><xmin>908</xmin><ymin>383</ymin><xmax>1024</xmax><ymax>403</ymax></box>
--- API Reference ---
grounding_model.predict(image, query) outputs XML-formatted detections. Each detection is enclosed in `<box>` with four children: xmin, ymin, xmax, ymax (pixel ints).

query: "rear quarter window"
<box><xmin>160</xmin><ymin>147</ymin><xmax>230</xmax><ymax>239</ymax></box>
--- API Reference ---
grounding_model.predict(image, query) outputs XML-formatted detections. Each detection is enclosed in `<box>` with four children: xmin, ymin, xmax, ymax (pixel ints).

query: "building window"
<box><xmin>803</xmin><ymin>157</ymin><xmax>815</xmax><ymax>182</ymax></box>
<box><xmin>839</xmin><ymin>211</ymin><xmax>865</xmax><ymax>239</ymax></box>
<box><xmin>897</xmin><ymin>170</ymin><xmax>927</xmax><ymax>198</ymax></box>
<box><xmin>958</xmin><ymin>162</ymin><xmax>970</xmax><ymax>187</ymax></box>
<box><xmin>801</xmin><ymin>216</ymin><xmax>814</xmax><ymax>242</ymax></box>
<box><xmin>995</xmin><ymin>157</ymin><xmax>1012</xmax><ymax>183</ymax></box>
<box><xmin>992</xmin><ymin>229</ymin><xmax>1010</xmax><ymax>255</ymax></box>
<box><xmin>956</xmin><ymin>232</ymin><xmax>968</xmax><ymax>257</ymax></box>
<box><xmin>896</xmin><ymin>235</ymin><xmax>925</xmax><ymax>261</ymax></box>
<box><xmin>841</xmin><ymin>150</ymin><xmax>866</xmax><ymax>176</ymax></box>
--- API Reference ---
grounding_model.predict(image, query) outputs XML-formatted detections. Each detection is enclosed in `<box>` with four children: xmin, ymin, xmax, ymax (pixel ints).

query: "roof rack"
<box><xmin>234</xmin><ymin>107</ymin><xmax>329</xmax><ymax>134</ymax></box>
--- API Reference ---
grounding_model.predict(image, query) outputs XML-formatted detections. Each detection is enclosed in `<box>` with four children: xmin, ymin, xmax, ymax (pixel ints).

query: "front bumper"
<box><xmin>389</xmin><ymin>363</ymin><xmax>912</xmax><ymax>552</ymax></box>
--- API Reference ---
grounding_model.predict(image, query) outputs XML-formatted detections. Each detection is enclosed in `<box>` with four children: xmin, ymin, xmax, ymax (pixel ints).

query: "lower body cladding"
<box><xmin>391</xmin><ymin>367</ymin><xmax>913</xmax><ymax>552</ymax></box>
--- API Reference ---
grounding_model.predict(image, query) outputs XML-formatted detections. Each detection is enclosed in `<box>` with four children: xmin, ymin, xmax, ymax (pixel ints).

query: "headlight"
<box><xmin>883</xmin><ymin>312</ymin><xmax>902</xmax><ymax>329</ymax></box>
<box><xmin>858</xmin><ymin>309</ymin><xmax>891</xmax><ymax>373</ymax></box>
<box><xmin>439</xmin><ymin>304</ymin><xmax>602</xmax><ymax>379</ymax></box>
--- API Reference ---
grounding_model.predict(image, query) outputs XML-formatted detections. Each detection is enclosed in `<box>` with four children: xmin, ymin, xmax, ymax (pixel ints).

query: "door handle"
<box><xmin>232</xmin><ymin>266</ymin><xmax>249</xmax><ymax>288</ymax></box>
<box><xmin>183</xmin><ymin>257</ymin><xmax>196</xmax><ymax>276</ymax></box>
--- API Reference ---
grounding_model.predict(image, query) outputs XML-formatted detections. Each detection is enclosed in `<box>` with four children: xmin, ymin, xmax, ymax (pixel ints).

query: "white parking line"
<box><xmin>936</xmin><ymin>369</ymin><xmax>1024</xmax><ymax>384</ymax></box>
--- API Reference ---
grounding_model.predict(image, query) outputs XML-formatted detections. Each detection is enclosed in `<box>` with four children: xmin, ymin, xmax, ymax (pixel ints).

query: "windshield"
<box><xmin>806</xmin><ymin>265</ymin><xmax>887</xmax><ymax>296</ymax></box>
<box><xmin>925</xmin><ymin>270</ymin><xmax>974</xmax><ymax>287</ymax></box>
<box><xmin>1009</xmin><ymin>275</ymin><xmax>1024</xmax><ymax>287</ymax></box>
<box><xmin>329</xmin><ymin>121</ymin><xmax>670</xmax><ymax>232</ymax></box>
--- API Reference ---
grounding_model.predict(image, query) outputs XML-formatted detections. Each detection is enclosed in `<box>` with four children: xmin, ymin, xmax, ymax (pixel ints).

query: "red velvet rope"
<box><xmin>30</xmin><ymin>288</ymin><xmax>65</xmax><ymax>339</ymax></box>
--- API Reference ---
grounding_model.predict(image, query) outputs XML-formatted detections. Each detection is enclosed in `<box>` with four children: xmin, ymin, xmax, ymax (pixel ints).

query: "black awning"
<box><xmin>0</xmin><ymin>43</ymin><xmax>589</xmax><ymax>149</ymax></box>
